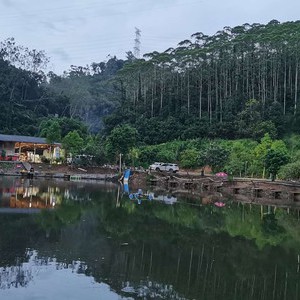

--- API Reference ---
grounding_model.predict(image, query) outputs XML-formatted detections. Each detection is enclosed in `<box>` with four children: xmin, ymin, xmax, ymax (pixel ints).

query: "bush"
<box><xmin>277</xmin><ymin>161</ymin><xmax>300</xmax><ymax>180</ymax></box>
<box><xmin>179</xmin><ymin>149</ymin><xmax>199</xmax><ymax>169</ymax></box>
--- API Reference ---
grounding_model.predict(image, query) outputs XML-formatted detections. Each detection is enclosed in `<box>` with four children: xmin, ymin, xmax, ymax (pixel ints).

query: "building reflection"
<box><xmin>0</xmin><ymin>177</ymin><xmax>118</xmax><ymax>212</ymax></box>
<box><xmin>0</xmin><ymin>179</ymin><xmax>61</xmax><ymax>210</ymax></box>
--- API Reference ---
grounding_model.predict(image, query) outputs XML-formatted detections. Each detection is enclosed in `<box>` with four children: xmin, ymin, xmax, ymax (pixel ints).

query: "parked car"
<box><xmin>149</xmin><ymin>162</ymin><xmax>163</xmax><ymax>171</ymax></box>
<box><xmin>149</xmin><ymin>162</ymin><xmax>179</xmax><ymax>173</ymax></box>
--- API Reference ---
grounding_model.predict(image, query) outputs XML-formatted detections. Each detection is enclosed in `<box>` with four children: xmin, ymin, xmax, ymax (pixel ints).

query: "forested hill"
<box><xmin>110</xmin><ymin>20</ymin><xmax>300</xmax><ymax>144</ymax></box>
<box><xmin>0</xmin><ymin>38</ymin><xmax>124</xmax><ymax>135</ymax></box>
<box><xmin>1</xmin><ymin>20</ymin><xmax>300</xmax><ymax>144</ymax></box>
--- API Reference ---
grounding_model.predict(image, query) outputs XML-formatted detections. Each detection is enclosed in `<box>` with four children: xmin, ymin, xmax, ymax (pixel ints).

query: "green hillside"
<box><xmin>2</xmin><ymin>20</ymin><xmax>300</xmax><ymax>179</ymax></box>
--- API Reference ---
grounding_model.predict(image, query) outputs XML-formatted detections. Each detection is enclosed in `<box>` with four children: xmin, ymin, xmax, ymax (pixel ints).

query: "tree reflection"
<box><xmin>0</xmin><ymin>181</ymin><xmax>299</xmax><ymax>299</ymax></box>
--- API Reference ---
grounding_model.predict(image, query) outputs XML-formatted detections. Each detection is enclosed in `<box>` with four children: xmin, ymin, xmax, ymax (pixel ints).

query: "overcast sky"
<box><xmin>0</xmin><ymin>0</ymin><xmax>299</xmax><ymax>74</ymax></box>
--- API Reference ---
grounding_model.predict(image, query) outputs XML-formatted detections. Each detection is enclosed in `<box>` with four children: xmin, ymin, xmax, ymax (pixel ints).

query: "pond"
<box><xmin>0</xmin><ymin>176</ymin><xmax>299</xmax><ymax>300</ymax></box>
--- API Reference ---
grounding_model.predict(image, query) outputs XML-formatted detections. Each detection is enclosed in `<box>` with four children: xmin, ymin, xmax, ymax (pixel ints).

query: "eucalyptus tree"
<box><xmin>106</xmin><ymin>20</ymin><xmax>300</xmax><ymax>143</ymax></box>
<box><xmin>151</xmin><ymin>52</ymin><xmax>174</xmax><ymax>115</ymax></box>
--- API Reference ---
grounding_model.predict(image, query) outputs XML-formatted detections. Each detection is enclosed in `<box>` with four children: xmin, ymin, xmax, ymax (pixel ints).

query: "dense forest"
<box><xmin>113</xmin><ymin>19</ymin><xmax>300</xmax><ymax>142</ymax></box>
<box><xmin>2</xmin><ymin>20</ymin><xmax>300</xmax><ymax>178</ymax></box>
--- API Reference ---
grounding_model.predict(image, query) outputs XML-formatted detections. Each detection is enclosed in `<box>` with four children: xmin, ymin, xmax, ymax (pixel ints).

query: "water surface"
<box><xmin>0</xmin><ymin>176</ymin><xmax>299</xmax><ymax>300</ymax></box>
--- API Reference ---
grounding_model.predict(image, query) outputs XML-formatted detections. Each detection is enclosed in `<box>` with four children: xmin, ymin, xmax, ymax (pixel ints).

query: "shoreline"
<box><xmin>0</xmin><ymin>168</ymin><xmax>300</xmax><ymax>208</ymax></box>
<box><xmin>1</xmin><ymin>161</ymin><xmax>300</xmax><ymax>203</ymax></box>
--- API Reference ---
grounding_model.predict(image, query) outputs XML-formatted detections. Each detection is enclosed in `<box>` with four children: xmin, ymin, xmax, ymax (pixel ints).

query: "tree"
<box><xmin>44</xmin><ymin>121</ymin><xmax>61</xmax><ymax>144</ymax></box>
<box><xmin>252</xmin><ymin>121</ymin><xmax>278</xmax><ymax>140</ymax></box>
<box><xmin>254</xmin><ymin>133</ymin><xmax>273</xmax><ymax>178</ymax></box>
<box><xmin>265</xmin><ymin>149</ymin><xmax>289</xmax><ymax>180</ymax></box>
<box><xmin>104</xmin><ymin>125</ymin><xmax>138</xmax><ymax>162</ymax></box>
<box><xmin>83</xmin><ymin>135</ymin><xmax>106</xmax><ymax>165</ymax></box>
<box><xmin>265</xmin><ymin>140</ymin><xmax>289</xmax><ymax>180</ymax></box>
<box><xmin>0</xmin><ymin>37</ymin><xmax>49</xmax><ymax>72</ymax></box>
<box><xmin>40</xmin><ymin>119</ymin><xmax>61</xmax><ymax>143</ymax></box>
<box><xmin>62</xmin><ymin>130</ymin><xmax>84</xmax><ymax>158</ymax></box>
<box><xmin>128</xmin><ymin>147</ymin><xmax>140</xmax><ymax>167</ymax></box>
<box><xmin>199</xmin><ymin>143</ymin><xmax>229</xmax><ymax>173</ymax></box>
<box><xmin>277</xmin><ymin>161</ymin><xmax>300</xmax><ymax>180</ymax></box>
<box><xmin>57</xmin><ymin>117</ymin><xmax>88</xmax><ymax>138</ymax></box>
<box><xmin>39</xmin><ymin>117</ymin><xmax>87</xmax><ymax>139</ymax></box>
<box><xmin>40</xmin><ymin>119</ymin><xmax>61</xmax><ymax>163</ymax></box>
<box><xmin>226</xmin><ymin>140</ymin><xmax>257</xmax><ymax>177</ymax></box>
<box><xmin>254</xmin><ymin>134</ymin><xmax>289</xmax><ymax>179</ymax></box>
<box><xmin>180</xmin><ymin>148</ymin><xmax>199</xmax><ymax>169</ymax></box>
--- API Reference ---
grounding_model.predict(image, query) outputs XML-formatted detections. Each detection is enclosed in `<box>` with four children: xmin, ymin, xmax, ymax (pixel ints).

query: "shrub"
<box><xmin>277</xmin><ymin>161</ymin><xmax>300</xmax><ymax>180</ymax></box>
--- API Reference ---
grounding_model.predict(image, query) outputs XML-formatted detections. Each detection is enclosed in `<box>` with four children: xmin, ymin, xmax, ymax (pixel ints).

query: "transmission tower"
<box><xmin>133</xmin><ymin>27</ymin><xmax>141</xmax><ymax>58</ymax></box>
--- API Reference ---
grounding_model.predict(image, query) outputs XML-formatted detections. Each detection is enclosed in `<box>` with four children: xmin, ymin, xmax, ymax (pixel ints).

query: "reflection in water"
<box><xmin>0</xmin><ymin>250</ymin><xmax>88</xmax><ymax>290</ymax></box>
<box><xmin>121</xmin><ymin>280</ymin><xmax>179</xmax><ymax>299</ymax></box>
<box><xmin>0</xmin><ymin>177</ymin><xmax>116</xmax><ymax>211</ymax></box>
<box><xmin>0</xmin><ymin>250</ymin><xmax>131</xmax><ymax>300</ymax></box>
<box><xmin>0</xmin><ymin>248</ymin><xmax>185</xmax><ymax>300</ymax></box>
<box><xmin>0</xmin><ymin>178</ymin><xmax>60</xmax><ymax>210</ymax></box>
<box><xmin>128</xmin><ymin>189</ymin><xmax>178</xmax><ymax>205</ymax></box>
<box><xmin>153</xmin><ymin>194</ymin><xmax>177</xmax><ymax>205</ymax></box>
<box><xmin>0</xmin><ymin>177</ymin><xmax>299</xmax><ymax>299</ymax></box>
